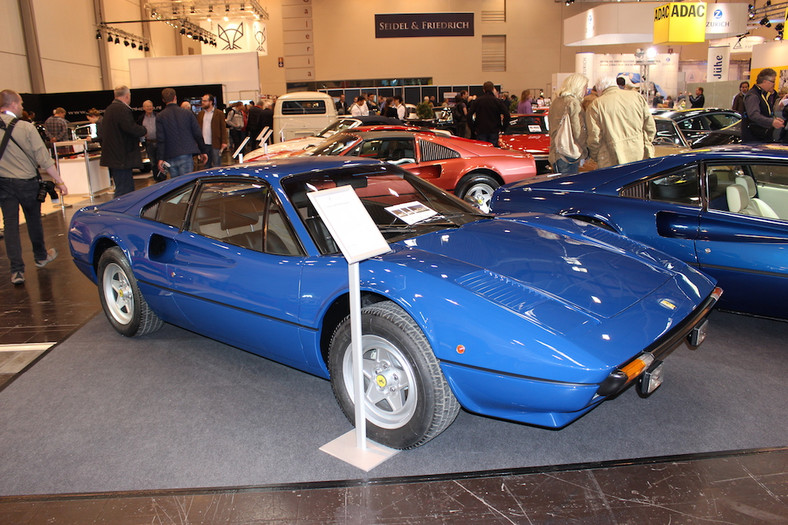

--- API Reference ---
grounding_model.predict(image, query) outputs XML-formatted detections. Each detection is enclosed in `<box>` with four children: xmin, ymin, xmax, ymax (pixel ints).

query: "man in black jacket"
<box><xmin>156</xmin><ymin>88</ymin><xmax>208</xmax><ymax>178</ymax></box>
<box><xmin>742</xmin><ymin>68</ymin><xmax>784</xmax><ymax>143</ymax></box>
<box><xmin>99</xmin><ymin>86</ymin><xmax>147</xmax><ymax>197</ymax></box>
<box><xmin>245</xmin><ymin>99</ymin><xmax>264</xmax><ymax>151</ymax></box>
<box><xmin>468</xmin><ymin>81</ymin><xmax>509</xmax><ymax>146</ymax></box>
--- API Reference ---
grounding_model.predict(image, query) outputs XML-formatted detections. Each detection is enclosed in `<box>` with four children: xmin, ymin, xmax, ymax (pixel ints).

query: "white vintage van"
<box><xmin>273</xmin><ymin>92</ymin><xmax>337</xmax><ymax>143</ymax></box>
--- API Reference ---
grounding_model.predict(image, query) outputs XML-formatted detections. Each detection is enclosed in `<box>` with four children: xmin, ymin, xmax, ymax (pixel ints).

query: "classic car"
<box><xmin>68</xmin><ymin>157</ymin><xmax>720</xmax><ymax>449</ymax></box>
<box><xmin>657</xmin><ymin>108</ymin><xmax>741</xmax><ymax>145</ymax></box>
<box><xmin>498</xmin><ymin>113</ymin><xmax>550</xmax><ymax>167</ymax></box>
<box><xmin>245</xmin><ymin>115</ymin><xmax>402</xmax><ymax>160</ymax></box>
<box><xmin>491</xmin><ymin>145</ymin><xmax>788</xmax><ymax>318</ymax></box>
<box><xmin>299</xmin><ymin>129</ymin><xmax>538</xmax><ymax>212</ymax></box>
<box><xmin>690</xmin><ymin>121</ymin><xmax>742</xmax><ymax>148</ymax></box>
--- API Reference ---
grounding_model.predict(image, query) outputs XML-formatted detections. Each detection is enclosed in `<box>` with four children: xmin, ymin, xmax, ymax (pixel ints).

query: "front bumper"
<box><xmin>597</xmin><ymin>286</ymin><xmax>723</xmax><ymax>397</ymax></box>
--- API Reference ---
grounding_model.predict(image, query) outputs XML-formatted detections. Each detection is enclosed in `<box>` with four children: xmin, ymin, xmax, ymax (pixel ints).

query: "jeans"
<box><xmin>167</xmin><ymin>154</ymin><xmax>195</xmax><ymax>178</ymax></box>
<box><xmin>0</xmin><ymin>177</ymin><xmax>47</xmax><ymax>273</ymax></box>
<box><xmin>475</xmin><ymin>132</ymin><xmax>500</xmax><ymax>147</ymax></box>
<box><xmin>109</xmin><ymin>168</ymin><xmax>134</xmax><ymax>198</ymax></box>
<box><xmin>205</xmin><ymin>148</ymin><xmax>221</xmax><ymax>169</ymax></box>
<box><xmin>552</xmin><ymin>156</ymin><xmax>581</xmax><ymax>175</ymax></box>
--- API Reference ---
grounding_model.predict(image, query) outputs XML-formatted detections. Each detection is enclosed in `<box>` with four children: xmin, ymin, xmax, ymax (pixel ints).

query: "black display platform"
<box><xmin>0</xmin><ymin>311</ymin><xmax>785</xmax><ymax>496</ymax></box>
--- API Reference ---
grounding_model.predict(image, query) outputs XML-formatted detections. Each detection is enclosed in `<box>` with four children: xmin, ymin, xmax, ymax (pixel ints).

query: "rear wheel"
<box><xmin>98</xmin><ymin>247</ymin><xmax>163</xmax><ymax>337</ymax></box>
<box><xmin>328</xmin><ymin>301</ymin><xmax>460</xmax><ymax>449</ymax></box>
<box><xmin>457</xmin><ymin>174</ymin><xmax>499</xmax><ymax>213</ymax></box>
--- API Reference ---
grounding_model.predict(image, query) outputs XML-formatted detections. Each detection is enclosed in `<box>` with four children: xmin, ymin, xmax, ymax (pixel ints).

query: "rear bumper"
<box><xmin>597</xmin><ymin>286</ymin><xmax>723</xmax><ymax>397</ymax></box>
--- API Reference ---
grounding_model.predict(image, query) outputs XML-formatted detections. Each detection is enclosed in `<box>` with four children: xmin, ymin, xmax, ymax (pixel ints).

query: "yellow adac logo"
<box><xmin>654</xmin><ymin>2</ymin><xmax>707</xmax><ymax>44</ymax></box>
<box><xmin>376</xmin><ymin>375</ymin><xmax>387</xmax><ymax>388</ymax></box>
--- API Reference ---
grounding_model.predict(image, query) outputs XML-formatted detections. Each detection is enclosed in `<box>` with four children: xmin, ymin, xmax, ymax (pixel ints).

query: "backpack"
<box><xmin>226</xmin><ymin>109</ymin><xmax>244</xmax><ymax>131</ymax></box>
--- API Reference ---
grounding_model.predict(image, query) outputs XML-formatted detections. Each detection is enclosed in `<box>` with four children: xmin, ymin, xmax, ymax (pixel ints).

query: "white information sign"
<box><xmin>310</xmin><ymin>184</ymin><xmax>397</xmax><ymax>470</ymax></box>
<box><xmin>306</xmin><ymin>186</ymin><xmax>391</xmax><ymax>264</ymax></box>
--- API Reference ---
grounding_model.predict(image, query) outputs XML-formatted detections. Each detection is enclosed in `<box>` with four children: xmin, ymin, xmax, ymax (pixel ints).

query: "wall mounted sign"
<box><xmin>375</xmin><ymin>13</ymin><xmax>474</xmax><ymax>38</ymax></box>
<box><xmin>200</xmin><ymin>20</ymin><xmax>268</xmax><ymax>55</ymax></box>
<box><xmin>653</xmin><ymin>2</ymin><xmax>707</xmax><ymax>44</ymax></box>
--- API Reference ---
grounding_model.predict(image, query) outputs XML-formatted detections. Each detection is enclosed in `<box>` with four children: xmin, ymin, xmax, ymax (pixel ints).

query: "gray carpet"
<box><xmin>0</xmin><ymin>311</ymin><xmax>785</xmax><ymax>496</ymax></box>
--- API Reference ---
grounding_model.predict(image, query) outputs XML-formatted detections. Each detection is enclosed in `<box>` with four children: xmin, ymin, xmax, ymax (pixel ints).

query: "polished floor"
<box><xmin>0</xmin><ymin>179</ymin><xmax>786</xmax><ymax>524</ymax></box>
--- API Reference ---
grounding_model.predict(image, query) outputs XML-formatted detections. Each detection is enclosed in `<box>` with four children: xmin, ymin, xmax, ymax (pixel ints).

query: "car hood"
<box><xmin>391</xmin><ymin>216</ymin><xmax>674</xmax><ymax>319</ymax></box>
<box><xmin>246</xmin><ymin>137</ymin><xmax>323</xmax><ymax>160</ymax></box>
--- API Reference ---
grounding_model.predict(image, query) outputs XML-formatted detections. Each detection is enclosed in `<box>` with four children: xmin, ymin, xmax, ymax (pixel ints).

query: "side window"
<box><xmin>187</xmin><ymin>181</ymin><xmax>304</xmax><ymax>255</ymax></box>
<box><xmin>621</xmin><ymin>165</ymin><xmax>700</xmax><ymax>206</ymax></box>
<box><xmin>141</xmin><ymin>184</ymin><xmax>194</xmax><ymax>228</ymax></box>
<box><xmin>648</xmin><ymin>165</ymin><xmax>700</xmax><ymax>205</ymax></box>
<box><xmin>708</xmin><ymin>113</ymin><xmax>739</xmax><ymax>130</ymax></box>
<box><xmin>281</xmin><ymin>100</ymin><xmax>327</xmax><ymax>115</ymax></box>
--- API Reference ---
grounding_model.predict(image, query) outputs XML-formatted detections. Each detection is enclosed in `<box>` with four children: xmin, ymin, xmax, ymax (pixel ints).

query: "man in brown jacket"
<box><xmin>197</xmin><ymin>93</ymin><xmax>228</xmax><ymax>168</ymax></box>
<box><xmin>586</xmin><ymin>77</ymin><xmax>655</xmax><ymax>169</ymax></box>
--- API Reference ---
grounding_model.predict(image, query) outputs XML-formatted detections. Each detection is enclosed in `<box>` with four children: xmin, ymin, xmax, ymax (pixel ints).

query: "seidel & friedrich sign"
<box><xmin>375</xmin><ymin>13</ymin><xmax>474</xmax><ymax>38</ymax></box>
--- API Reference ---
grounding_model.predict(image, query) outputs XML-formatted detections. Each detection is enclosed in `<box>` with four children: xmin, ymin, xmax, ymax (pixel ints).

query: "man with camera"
<box><xmin>0</xmin><ymin>89</ymin><xmax>68</xmax><ymax>285</ymax></box>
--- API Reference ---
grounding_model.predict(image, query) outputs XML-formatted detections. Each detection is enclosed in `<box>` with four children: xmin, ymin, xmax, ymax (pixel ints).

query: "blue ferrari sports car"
<box><xmin>69</xmin><ymin>157</ymin><xmax>720</xmax><ymax>449</ymax></box>
<box><xmin>492</xmin><ymin>145</ymin><xmax>787</xmax><ymax>319</ymax></box>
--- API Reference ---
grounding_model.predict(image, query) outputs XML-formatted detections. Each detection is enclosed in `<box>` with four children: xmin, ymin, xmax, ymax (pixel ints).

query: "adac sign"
<box><xmin>653</xmin><ymin>2</ymin><xmax>706</xmax><ymax>44</ymax></box>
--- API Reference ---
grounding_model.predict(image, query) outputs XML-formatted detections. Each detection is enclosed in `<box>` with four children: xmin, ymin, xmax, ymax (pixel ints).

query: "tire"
<box><xmin>457</xmin><ymin>174</ymin><xmax>499</xmax><ymax>213</ymax></box>
<box><xmin>328</xmin><ymin>301</ymin><xmax>460</xmax><ymax>449</ymax></box>
<box><xmin>97</xmin><ymin>246</ymin><xmax>163</xmax><ymax>337</ymax></box>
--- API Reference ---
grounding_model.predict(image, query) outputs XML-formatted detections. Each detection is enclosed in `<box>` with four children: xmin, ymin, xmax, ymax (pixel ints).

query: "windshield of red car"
<box><xmin>307</xmin><ymin>134</ymin><xmax>359</xmax><ymax>156</ymax></box>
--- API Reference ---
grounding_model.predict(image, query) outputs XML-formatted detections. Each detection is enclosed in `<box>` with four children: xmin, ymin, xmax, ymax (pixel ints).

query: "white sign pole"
<box><xmin>348</xmin><ymin>261</ymin><xmax>366</xmax><ymax>450</ymax></box>
<box><xmin>232</xmin><ymin>137</ymin><xmax>250</xmax><ymax>163</ymax></box>
<box><xmin>310</xmin><ymin>185</ymin><xmax>397</xmax><ymax>471</ymax></box>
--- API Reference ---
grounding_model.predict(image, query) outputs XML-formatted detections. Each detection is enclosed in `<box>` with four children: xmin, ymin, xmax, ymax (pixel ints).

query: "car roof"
<box><xmin>658</xmin><ymin>108</ymin><xmax>740</xmax><ymax>120</ymax></box>
<box><xmin>526</xmin><ymin>145</ymin><xmax>788</xmax><ymax>193</ymax></box>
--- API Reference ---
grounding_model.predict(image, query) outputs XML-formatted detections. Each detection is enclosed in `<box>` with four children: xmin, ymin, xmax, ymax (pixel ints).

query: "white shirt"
<box><xmin>202</xmin><ymin>108</ymin><xmax>214</xmax><ymax>146</ymax></box>
<box><xmin>350</xmin><ymin>102</ymin><xmax>369</xmax><ymax>117</ymax></box>
<box><xmin>396</xmin><ymin>104</ymin><xmax>406</xmax><ymax>120</ymax></box>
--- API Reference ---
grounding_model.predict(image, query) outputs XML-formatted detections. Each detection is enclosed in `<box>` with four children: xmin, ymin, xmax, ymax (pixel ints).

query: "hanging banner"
<box><xmin>200</xmin><ymin>20</ymin><xmax>268</xmax><ymax>56</ymax></box>
<box><xmin>707</xmin><ymin>46</ymin><xmax>730</xmax><ymax>82</ymax></box>
<box><xmin>705</xmin><ymin>3</ymin><xmax>747</xmax><ymax>39</ymax></box>
<box><xmin>654</xmin><ymin>2</ymin><xmax>707</xmax><ymax>44</ymax></box>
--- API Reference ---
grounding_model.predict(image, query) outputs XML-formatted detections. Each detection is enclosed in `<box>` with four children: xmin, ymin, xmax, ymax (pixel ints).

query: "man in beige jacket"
<box><xmin>586</xmin><ymin>77</ymin><xmax>655</xmax><ymax>169</ymax></box>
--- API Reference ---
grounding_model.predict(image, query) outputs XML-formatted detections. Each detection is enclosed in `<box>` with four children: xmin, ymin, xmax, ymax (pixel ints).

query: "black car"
<box><xmin>657</xmin><ymin>108</ymin><xmax>741</xmax><ymax>146</ymax></box>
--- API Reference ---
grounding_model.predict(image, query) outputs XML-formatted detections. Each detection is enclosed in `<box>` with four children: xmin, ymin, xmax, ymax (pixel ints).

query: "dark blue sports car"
<box><xmin>492</xmin><ymin>145</ymin><xmax>786</xmax><ymax>319</ymax></box>
<box><xmin>69</xmin><ymin>157</ymin><xmax>720</xmax><ymax>448</ymax></box>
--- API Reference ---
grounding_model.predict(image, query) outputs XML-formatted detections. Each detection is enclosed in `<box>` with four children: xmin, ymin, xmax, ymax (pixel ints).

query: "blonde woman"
<box><xmin>548</xmin><ymin>73</ymin><xmax>588</xmax><ymax>174</ymax></box>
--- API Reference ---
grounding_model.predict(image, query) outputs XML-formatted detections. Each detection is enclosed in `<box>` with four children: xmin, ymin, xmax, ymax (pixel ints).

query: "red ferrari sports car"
<box><xmin>498</xmin><ymin>113</ymin><xmax>550</xmax><ymax>168</ymax></box>
<box><xmin>288</xmin><ymin>129</ymin><xmax>537</xmax><ymax>211</ymax></box>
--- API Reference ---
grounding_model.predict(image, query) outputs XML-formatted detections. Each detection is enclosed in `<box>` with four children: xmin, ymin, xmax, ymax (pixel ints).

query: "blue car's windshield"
<box><xmin>282</xmin><ymin>163</ymin><xmax>487</xmax><ymax>254</ymax></box>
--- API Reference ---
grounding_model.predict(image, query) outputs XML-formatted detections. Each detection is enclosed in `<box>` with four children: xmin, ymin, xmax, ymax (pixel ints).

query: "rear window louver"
<box><xmin>419</xmin><ymin>141</ymin><xmax>460</xmax><ymax>162</ymax></box>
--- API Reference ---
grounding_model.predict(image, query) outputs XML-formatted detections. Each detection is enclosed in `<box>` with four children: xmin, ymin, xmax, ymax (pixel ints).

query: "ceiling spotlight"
<box><xmin>114</xmin><ymin>36</ymin><xmax>120</xmax><ymax>44</ymax></box>
<box><xmin>124</xmin><ymin>39</ymin><xmax>130</xmax><ymax>46</ymax></box>
<box><xmin>96</xmin><ymin>30</ymin><xmax>102</xmax><ymax>39</ymax></box>
<box><xmin>107</xmin><ymin>34</ymin><xmax>113</xmax><ymax>42</ymax></box>
<box><xmin>187</xmin><ymin>31</ymin><xmax>193</xmax><ymax>38</ymax></box>
<box><xmin>225</xmin><ymin>4</ymin><xmax>230</xmax><ymax>12</ymax></box>
<box><xmin>144</xmin><ymin>43</ymin><xmax>150</xmax><ymax>52</ymax></box>
<box><xmin>761</xmin><ymin>17</ymin><xmax>771</xmax><ymax>28</ymax></box>
<box><xmin>131</xmin><ymin>41</ymin><xmax>137</xmax><ymax>49</ymax></box>
<box><xmin>180</xmin><ymin>27</ymin><xmax>186</xmax><ymax>35</ymax></box>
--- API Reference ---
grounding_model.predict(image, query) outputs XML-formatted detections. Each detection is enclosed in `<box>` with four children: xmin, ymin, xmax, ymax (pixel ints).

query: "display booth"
<box><xmin>53</xmin><ymin>140</ymin><xmax>111</xmax><ymax>199</ymax></box>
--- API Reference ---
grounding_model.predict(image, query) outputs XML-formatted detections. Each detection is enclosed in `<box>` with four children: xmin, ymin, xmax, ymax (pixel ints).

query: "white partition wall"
<box><xmin>129</xmin><ymin>52</ymin><xmax>260</xmax><ymax>102</ymax></box>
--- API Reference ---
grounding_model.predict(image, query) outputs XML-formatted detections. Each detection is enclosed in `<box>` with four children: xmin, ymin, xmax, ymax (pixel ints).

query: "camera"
<box><xmin>37</xmin><ymin>180</ymin><xmax>56</xmax><ymax>203</ymax></box>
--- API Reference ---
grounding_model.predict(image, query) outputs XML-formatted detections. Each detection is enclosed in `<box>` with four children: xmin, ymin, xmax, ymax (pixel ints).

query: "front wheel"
<box><xmin>97</xmin><ymin>246</ymin><xmax>163</xmax><ymax>337</ymax></box>
<box><xmin>328</xmin><ymin>301</ymin><xmax>460</xmax><ymax>449</ymax></box>
<box><xmin>457</xmin><ymin>174</ymin><xmax>499</xmax><ymax>213</ymax></box>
